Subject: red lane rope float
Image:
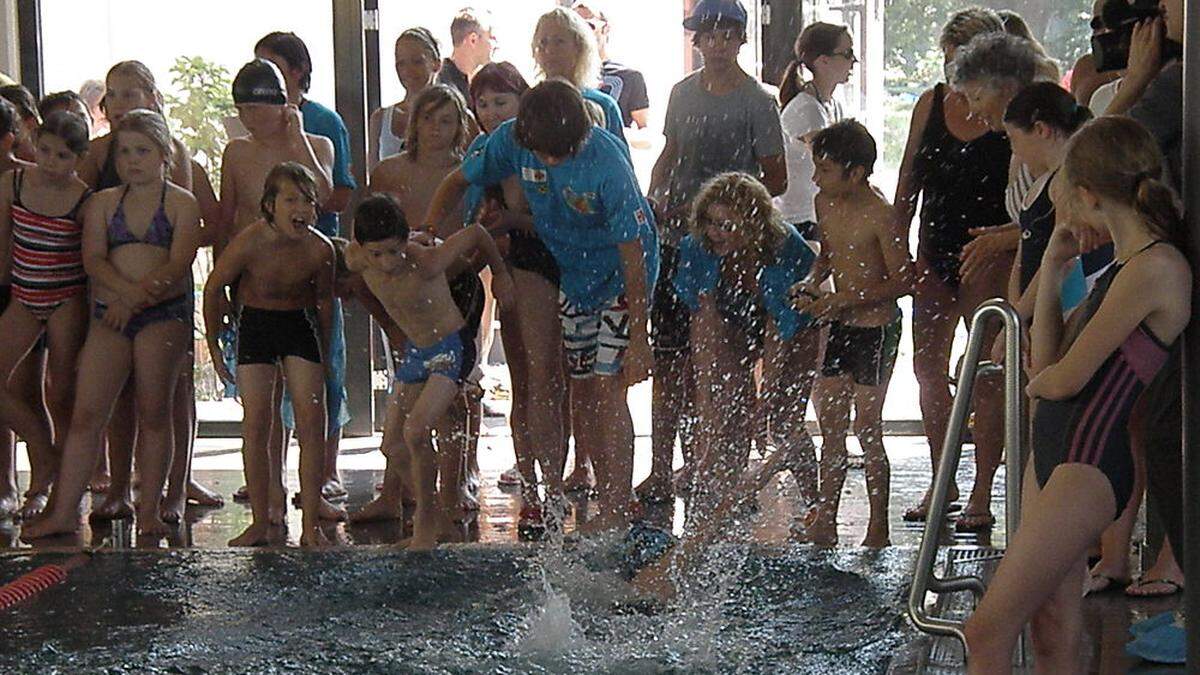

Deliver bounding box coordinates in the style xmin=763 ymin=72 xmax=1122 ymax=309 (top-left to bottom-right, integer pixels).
xmin=0 ymin=552 xmax=92 ymax=611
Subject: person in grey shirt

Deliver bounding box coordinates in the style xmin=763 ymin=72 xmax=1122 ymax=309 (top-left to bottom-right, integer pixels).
xmin=642 ymin=0 xmax=786 ymax=505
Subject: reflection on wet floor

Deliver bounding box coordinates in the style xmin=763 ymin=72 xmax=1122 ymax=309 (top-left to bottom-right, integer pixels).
xmin=0 ymin=436 xmax=1183 ymax=673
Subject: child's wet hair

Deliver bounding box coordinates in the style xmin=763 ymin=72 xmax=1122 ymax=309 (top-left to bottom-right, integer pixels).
xmin=1003 ymin=82 xmax=1092 ymax=135
xmin=811 ymin=119 xmax=876 ymax=179
xmin=515 ymin=79 xmax=590 ymax=159
xmin=255 ymin=31 xmax=313 ymax=93
xmin=37 ymin=90 xmax=91 ymax=126
xmin=354 ymin=193 xmax=410 ymax=244
xmin=0 ymin=84 xmax=39 ymax=124
xmin=103 ymin=60 xmax=165 ymax=114
xmin=405 ymin=84 xmax=469 ymax=161
xmin=0 ymin=98 xmax=16 ymax=138
xmin=260 ymin=161 xmax=318 ymax=224
xmin=691 ymin=172 xmax=788 ymax=261
xmin=115 ymin=109 xmax=174 ymax=165
xmin=1063 ymin=117 xmax=1184 ymax=246
xmin=38 ymin=110 xmax=90 ymax=156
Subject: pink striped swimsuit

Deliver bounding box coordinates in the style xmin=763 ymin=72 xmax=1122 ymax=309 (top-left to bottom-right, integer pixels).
xmin=8 ymin=169 xmax=90 ymax=320
xmin=1031 ymin=241 xmax=1172 ymax=516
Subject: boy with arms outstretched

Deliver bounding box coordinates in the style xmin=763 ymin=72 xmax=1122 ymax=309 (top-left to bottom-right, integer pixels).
xmin=346 ymin=193 xmax=513 ymax=550
xmin=791 ymin=120 xmax=913 ymax=547
xmin=204 ymin=162 xmax=340 ymax=547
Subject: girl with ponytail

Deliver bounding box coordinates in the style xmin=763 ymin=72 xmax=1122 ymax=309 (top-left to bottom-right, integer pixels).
xmin=775 ymin=22 xmax=853 ymax=238
xmin=964 ymin=116 xmax=1190 ymax=672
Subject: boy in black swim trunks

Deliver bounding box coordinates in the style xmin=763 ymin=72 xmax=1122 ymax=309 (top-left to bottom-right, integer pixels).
xmin=345 ymin=194 xmax=513 ymax=550
xmin=791 ymin=120 xmax=913 ymax=547
xmin=203 ymin=162 xmax=342 ymax=548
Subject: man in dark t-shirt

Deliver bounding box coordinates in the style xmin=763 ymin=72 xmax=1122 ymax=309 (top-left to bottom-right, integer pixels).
xmin=573 ymin=1 xmax=649 ymax=128
xmin=438 ymin=7 xmax=496 ymax=98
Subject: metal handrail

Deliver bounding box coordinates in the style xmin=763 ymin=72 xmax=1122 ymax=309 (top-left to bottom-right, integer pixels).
xmin=907 ymin=298 xmax=1025 ymax=653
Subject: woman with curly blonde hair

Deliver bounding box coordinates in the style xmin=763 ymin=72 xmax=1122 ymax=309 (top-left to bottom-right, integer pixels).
xmin=674 ymin=172 xmax=819 ymax=529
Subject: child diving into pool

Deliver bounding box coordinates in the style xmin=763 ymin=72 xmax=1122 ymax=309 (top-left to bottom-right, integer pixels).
xmin=345 ymin=193 xmax=513 ymax=550
xmin=204 ymin=162 xmax=341 ymax=547
xmin=791 ymin=120 xmax=913 ymax=548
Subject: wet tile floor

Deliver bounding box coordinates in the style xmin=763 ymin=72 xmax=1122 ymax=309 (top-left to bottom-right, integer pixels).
xmin=0 ymin=426 xmax=1183 ymax=673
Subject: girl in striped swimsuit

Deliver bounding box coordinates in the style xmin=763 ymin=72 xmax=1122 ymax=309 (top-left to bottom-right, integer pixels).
xmin=0 ymin=110 xmax=92 ymax=520
xmin=963 ymin=118 xmax=1191 ymax=672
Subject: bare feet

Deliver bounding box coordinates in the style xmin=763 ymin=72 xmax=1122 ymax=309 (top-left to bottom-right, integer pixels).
xmin=17 ymin=491 xmax=49 ymax=520
xmin=228 ymin=520 xmax=271 ymax=547
xmin=903 ymin=486 xmax=960 ymax=522
xmin=578 ymin=506 xmax=628 ymax=536
xmin=317 ymin=498 xmax=348 ymax=522
xmin=0 ymin=490 xmax=19 ymax=519
xmin=268 ymin=488 xmax=287 ymax=525
xmin=159 ymin=493 xmax=186 ymax=525
xmin=137 ymin=510 xmax=173 ymax=537
xmin=861 ymin=530 xmax=891 ymax=548
xmin=187 ymin=480 xmax=225 ymax=507
xmin=232 ymin=484 xmax=250 ymax=503
xmin=89 ymin=493 xmax=135 ymax=521
xmin=348 ymin=496 xmax=402 ymax=523
xmin=20 ymin=511 xmax=82 ymax=540
xmin=408 ymin=507 xmax=458 ymax=551
xmin=300 ymin=523 xmax=332 ymax=547
xmin=458 ymin=475 xmax=481 ymax=513
xmin=805 ymin=515 xmax=838 ymax=547
xmin=634 ymin=476 xmax=673 ymax=504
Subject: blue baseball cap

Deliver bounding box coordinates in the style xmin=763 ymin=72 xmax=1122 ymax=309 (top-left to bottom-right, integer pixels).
xmin=683 ymin=0 xmax=748 ymax=31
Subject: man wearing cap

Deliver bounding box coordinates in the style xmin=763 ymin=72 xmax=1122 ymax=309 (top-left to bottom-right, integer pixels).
xmin=642 ymin=0 xmax=786 ymax=504
xmin=573 ymin=1 xmax=649 ymax=130
xmin=438 ymin=8 xmax=497 ymax=99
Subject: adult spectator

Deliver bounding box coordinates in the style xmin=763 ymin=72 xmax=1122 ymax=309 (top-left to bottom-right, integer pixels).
xmin=573 ymin=1 xmax=650 ymax=129
xmin=254 ymin=31 xmax=357 ymax=501
xmin=644 ymin=0 xmax=786 ymax=504
xmin=1070 ymin=0 xmax=1122 ymax=105
xmin=438 ymin=8 xmax=496 ymax=99
xmin=79 ymin=79 xmax=109 ymax=137
xmin=893 ymin=8 xmax=1010 ymax=530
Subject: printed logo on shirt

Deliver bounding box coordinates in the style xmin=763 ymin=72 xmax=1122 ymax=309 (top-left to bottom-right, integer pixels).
xmin=521 ymin=167 xmax=547 ymax=183
xmin=634 ymin=208 xmax=647 ymax=226
xmin=563 ymin=187 xmax=597 ymax=215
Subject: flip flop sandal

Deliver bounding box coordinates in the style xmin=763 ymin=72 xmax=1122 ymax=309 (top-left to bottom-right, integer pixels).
xmin=954 ymin=511 xmax=996 ymax=532
xmin=1125 ymin=577 xmax=1184 ymax=598
xmin=1085 ymin=573 xmax=1132 ymax=596
xmin=902 ymin=502 xmax=962 ymax=522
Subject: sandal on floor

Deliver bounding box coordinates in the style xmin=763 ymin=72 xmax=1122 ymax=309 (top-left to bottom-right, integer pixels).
xmin=903 ymin=501 xmax=962 ymax=522
xmin=954 ymin=511 xmax=995 ymax=532
xmin=1085 ymin=573 xmax=1131 ymax=595
xmin=1125 ymin=577 xmax=1184 ymax=599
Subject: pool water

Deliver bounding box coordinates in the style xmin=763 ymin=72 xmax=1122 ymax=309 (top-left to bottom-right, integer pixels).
xmin=0 ymin=543 xmax=916 ymax=673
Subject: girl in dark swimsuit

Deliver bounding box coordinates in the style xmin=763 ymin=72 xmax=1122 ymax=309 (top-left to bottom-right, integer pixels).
xmin=22 ymin=110 xmax=202 ymax=541
xmin=893 ymin=8 xmax=1010 ymax=528
xmin=963 ymin=117 xmax=1190 ymax=674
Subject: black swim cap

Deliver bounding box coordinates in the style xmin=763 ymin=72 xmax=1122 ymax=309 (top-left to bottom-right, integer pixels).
xmin=232 ymin=59 xmax=287 ymax=105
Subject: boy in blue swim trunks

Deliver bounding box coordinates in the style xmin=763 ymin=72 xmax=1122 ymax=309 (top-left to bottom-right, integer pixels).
xmin=791 ymin=120 xmax=913 ymax=547
xmin=346 ymin=193 xmax=513 ymax=550
xmin=422 ymin=79 xmax=658 ymax=534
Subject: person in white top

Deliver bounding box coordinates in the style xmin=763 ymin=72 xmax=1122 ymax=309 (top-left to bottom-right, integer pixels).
xmin=775 ymin=22 xmax=854 ymax=237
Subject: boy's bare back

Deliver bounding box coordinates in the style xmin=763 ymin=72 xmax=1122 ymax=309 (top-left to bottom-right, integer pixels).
xmin=817 ymin=186 xmax=907 ymax=327
xmin=225 ymin=219 xmax=334 ymax=310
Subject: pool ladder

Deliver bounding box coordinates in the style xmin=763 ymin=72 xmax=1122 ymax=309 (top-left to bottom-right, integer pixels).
xmin=907 ymin=299 xmax=1027 ymax=661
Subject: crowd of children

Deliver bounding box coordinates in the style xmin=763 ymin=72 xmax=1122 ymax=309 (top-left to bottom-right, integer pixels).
xmin=0 ymin=4 xmax=1191 ymax=656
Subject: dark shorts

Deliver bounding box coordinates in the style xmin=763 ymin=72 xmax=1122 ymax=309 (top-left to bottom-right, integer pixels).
xmin=508 ymin=231 xmax=560 ymax=287
xmin=821 ymin=313 xmax=902 ymax=387
xmin=94 ymin=294 xmax=192 ymax=340
xmin=237 ymin=306 xmax=322 ymax=366
xmin=650 ymin=242 xmax=690 ymax=354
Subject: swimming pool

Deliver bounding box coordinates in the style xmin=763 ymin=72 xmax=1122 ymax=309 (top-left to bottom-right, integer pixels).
xmin=0 ymin=544 xmax=916 ymax=673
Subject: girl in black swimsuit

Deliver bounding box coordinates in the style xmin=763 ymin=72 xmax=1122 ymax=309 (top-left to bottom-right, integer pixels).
xmin=964 ymin=116 xmax=1191 ymax=675
xmin=893 ymin=8 xmax=1010 ymax=529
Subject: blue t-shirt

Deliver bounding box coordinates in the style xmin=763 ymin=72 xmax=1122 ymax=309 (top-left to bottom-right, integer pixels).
xmin=673 ymin=223 xmax=816 ymax=341
xmin=462 ymin=119 xmax=658 ymax=311
xmin=582 ymin=87 xmax=627 ymax=149
xmin=301 ymin=99 xmax=357 ymax=237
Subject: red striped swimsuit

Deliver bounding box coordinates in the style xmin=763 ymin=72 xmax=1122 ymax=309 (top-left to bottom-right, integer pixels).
xmin=9 ymin=169 xmax=90 ymax=320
